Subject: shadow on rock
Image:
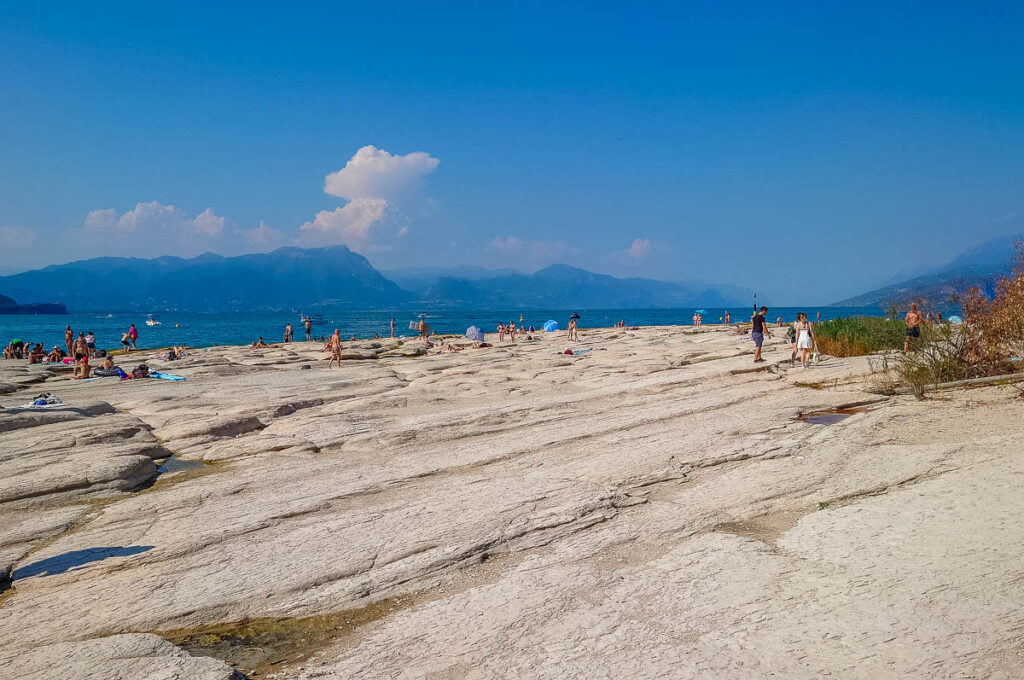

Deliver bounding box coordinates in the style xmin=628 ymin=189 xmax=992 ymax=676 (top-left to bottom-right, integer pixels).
xmin=14 ymin=545 xmax=153 ymax=580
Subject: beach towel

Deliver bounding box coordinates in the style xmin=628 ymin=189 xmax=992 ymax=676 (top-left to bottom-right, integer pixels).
xmin=150 ymin=372 xmax=186 ymax=381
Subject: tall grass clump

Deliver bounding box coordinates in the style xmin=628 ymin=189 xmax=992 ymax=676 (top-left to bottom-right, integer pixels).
xmin=814 ymin=316 xmax=906 ymax=357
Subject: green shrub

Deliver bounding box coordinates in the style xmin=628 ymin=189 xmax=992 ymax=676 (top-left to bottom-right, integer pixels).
xmin=813 ymin=316 xmax=906 ymax=357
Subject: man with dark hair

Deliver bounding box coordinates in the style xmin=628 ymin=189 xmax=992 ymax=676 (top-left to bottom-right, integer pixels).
xmin=751 ymin=306 xmax=770 ymax=363
xmin=904 ymin=302 xmax=922 ymax=352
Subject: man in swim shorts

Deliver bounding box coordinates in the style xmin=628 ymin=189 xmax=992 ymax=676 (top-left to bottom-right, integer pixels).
xmin=751 ymin=306 xmax=770 ymax=362
xmin=327 ymin=329 xmax=342 ymax=368
xmin=904 ymin=302 xmax=923 ymax=351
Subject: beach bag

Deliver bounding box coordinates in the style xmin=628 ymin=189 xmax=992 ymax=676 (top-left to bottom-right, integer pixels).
xmin=97 ymin=349 xmax=107 ymax=358
xmin=115 ymin=366 xmax=129 ymax=380
xmin=132 ymin=364 xmax=150 ymax=379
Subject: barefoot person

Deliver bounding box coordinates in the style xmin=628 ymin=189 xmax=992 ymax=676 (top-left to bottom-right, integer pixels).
xmin=64 ymin=325 xmax=73 ymax=357
xmin=325 ymin=329 xmax=342 ymax=368
xmin=284 ymin=322 xmax=294 ymax=343
xmin=390 ymin=318 xmax=396 ymax=338
xmin=418 ymin=316 xmax=428 ymax=343
xmin=304 ymin=319 xmax=312 ymax=341
xmin=724 ymin=311 xmax=731 ymax=327
xmin=795 ymin=313 xmax=815 ymax=368
xmin=128 ymin=324 xmax=138 ymax=350
xmin=85 ymin=331 xmax=96 ymax=358
xmin=751 ymin=306 xmax=770 ymax=362
xmin=904 ymin=302 xmax=923 ymax=351
xmin=73 ymin=354 xmax=92 ymax=379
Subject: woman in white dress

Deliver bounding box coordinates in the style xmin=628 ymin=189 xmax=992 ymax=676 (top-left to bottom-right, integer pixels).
xmin=795 ymin=314 xmax=815 ymax=368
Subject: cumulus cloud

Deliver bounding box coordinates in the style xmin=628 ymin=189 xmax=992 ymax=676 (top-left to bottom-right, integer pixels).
xmin=84 ymin=201 xmax=226 ymax=236
xmin=324 ymin=145 xmax=440 ymax=201
xmin=242 ymin=221 xmax=289 ymax=251
xmin=192 ymin=208 xmax=226 ymax=236
xmin=297 ymin=197 xmax=389 ymax=249
xmin=626 ymin=238 xmax=652 ymax=260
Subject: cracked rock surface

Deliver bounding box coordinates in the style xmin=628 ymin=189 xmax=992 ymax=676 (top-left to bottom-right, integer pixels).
xmin=1 ymin=328 xmax=1022 ymax=679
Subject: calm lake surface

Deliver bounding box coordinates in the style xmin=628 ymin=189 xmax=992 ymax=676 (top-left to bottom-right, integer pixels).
xmin=1 ymin=306 xmax=885 ymax=351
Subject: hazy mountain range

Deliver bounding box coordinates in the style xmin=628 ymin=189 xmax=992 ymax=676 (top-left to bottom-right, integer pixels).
xmin=0 ymin=246 xmax=756 ymax=312
xmin=833 ymin=234 xmax=1021 ymax=307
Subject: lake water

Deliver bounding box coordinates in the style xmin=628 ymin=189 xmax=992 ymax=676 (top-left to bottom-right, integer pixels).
xmin=1 ymin=306 xmax=885 ymax=352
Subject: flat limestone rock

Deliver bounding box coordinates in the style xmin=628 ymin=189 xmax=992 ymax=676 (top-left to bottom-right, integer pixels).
xmin=0 ymin=633 xmax=237 ymax=680
xmin=0 ymin=410 xmax=167 ymax=507
xmin=1 ymin=328 xmax=1023 ymax=678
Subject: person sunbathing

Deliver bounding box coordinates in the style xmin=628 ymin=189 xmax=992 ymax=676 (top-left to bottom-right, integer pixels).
xmin=46 ymin=346 xmax=63 ymax=363
xmin=72 ymin=355 xmax=92 ymax=379
xmin=253 ymin=337 xmax=268 ymax=348
xmin=27 ymin=343 xmax=46 ymax=364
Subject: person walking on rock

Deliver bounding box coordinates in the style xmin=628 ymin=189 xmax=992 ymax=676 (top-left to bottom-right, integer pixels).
xmin=751 ymin=306 xmax=770 ymax=363
xmin=795 ymin=313 xmax=815 ymax=369
xmin=65 ymin=325 xmax=73 ymax=357
xmin=326 ymin=329 xmax=342 ymax=368
xmin=304 ymin=319 xmax=312 ymax=341
xmin=128 ymin=324 xmax=138 ymax=350
xmin=284 ymin=322 xmax=294 ymax=343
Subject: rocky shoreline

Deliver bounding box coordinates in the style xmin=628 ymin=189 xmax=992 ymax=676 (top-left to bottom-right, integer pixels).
xmin=2 ymin=327 xmax=1023 ymax=678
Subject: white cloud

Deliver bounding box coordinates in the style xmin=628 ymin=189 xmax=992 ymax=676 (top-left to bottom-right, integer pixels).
xmin=84 ymin=208 xmax=118 ymax=230
xmin=297 ymin=197 xmax=388 ymax=249
xmin=324 ymin=145 xmax=440 ymax=201
xmin=626 ymin=238 xmax=652 ymax=260
xmin=242 ymin=221 xmax=288 ymax=251
xmin=192 ymin=208 xmax=226 ymax=236
xmin=84 ymin=201 xmax=226 ymax=236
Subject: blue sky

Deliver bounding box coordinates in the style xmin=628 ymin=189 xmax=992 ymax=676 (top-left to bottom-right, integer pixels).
xmin=1 ymin=1 xmax=1023 ymax=303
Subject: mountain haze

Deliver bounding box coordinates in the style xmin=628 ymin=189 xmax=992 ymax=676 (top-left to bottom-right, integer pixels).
xmin=1 ymin=248 xmax=756 ymax=312
xmin=834 ymin=234 xmax=1021 ymax=307
xmin=0 ymin=246 xmax=410 ymax=312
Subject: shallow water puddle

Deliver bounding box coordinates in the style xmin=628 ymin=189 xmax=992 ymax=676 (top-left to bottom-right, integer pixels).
xmin=799 ymin=406 xmax=872 ymax=425
xmin=157 ymin=454 xmax=205 ymax=474
xmin=161 ymin=596 xmax=414 ymax=676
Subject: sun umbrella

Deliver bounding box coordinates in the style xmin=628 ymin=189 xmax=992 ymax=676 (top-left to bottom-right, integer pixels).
xmin=466 ymin=326 xmax=485 ymax=342
xmin=543 ymin=320 xmax=559 ymax=332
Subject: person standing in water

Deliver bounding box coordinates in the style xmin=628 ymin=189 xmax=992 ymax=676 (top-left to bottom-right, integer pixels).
xmin=304 ymin=319 xmax=312 ymax=341
xmin=904 ymin=302 xmax=923 ymax=351
xmin=751 ymin=306 xmax=770 ymax=362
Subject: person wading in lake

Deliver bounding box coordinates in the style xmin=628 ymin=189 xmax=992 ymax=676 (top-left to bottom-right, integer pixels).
xmin=904 ymin=302 xmax=923 ymax=352
xmin=326 ymin=329 xmax=342 ymax=368
xmin=304 ymin=319 xmax=312 ymax=341
xmin=751 ymin=306 xmax=770 ymax=362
